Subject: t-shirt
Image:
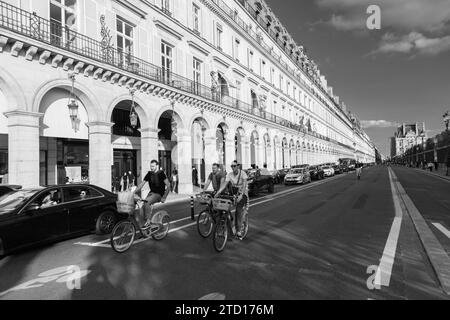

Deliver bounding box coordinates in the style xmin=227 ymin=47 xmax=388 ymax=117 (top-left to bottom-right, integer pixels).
xmin=208 ymin=171 xmax=226 ymax=191
xmin=225 ymin=170 xmax=248 ymax=196
xmin=144 ymin=170 xmax=167 ymax=197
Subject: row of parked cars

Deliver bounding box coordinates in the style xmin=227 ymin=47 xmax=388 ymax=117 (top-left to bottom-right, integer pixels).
xmin=0 ymin=184 xmax=123 ymax=257
xmin=242 ymin=162 xmax=354 ymax=196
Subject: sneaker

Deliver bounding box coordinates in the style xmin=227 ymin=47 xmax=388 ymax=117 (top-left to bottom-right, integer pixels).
xmin=143 ymin=219 xmax=152 ymax=229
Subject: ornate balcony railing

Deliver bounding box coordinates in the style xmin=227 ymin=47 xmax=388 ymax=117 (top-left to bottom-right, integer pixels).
xmin=0 ymin=0 xmax=353 ymax=150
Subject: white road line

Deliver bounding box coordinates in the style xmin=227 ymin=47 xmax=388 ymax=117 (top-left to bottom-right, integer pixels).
xmin=375 ymin=168 xmax=403 ymax=287
xmin=432 ymin=223 xmax=450 ymax=239
xmin=75 ymin=174 xmax=347 ymax=249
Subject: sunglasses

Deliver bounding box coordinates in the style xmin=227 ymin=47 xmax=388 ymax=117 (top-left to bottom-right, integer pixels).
xmin=231 ymin=165 xmax=238 ymax=168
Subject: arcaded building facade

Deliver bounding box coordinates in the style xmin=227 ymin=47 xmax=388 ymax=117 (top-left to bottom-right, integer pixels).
xmin=0 ymin=0 xmax=375 ymax=193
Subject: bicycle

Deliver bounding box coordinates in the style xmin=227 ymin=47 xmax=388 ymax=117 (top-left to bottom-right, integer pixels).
xmin=110 ymin=198 xmax=171 ymax=253
xmin=212 ymin=195 xmax=249 ymax=252
xmin=196 ymin=191 xmax=219 ymax=238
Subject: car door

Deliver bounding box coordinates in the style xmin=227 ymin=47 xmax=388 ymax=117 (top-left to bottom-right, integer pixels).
xmin=64 ymin=186 xmax=104 ymax=234
xmin=30 ymin=188 xmax=69 ymax=241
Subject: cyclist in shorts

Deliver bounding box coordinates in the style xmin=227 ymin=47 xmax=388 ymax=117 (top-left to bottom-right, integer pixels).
xmin=215 ymin=160 xmax=249 ymax=240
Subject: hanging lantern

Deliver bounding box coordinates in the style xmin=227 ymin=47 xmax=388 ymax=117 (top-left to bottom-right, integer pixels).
xmin=67 ymin=73 xmax=80 ymax=131
xmin=129 ymin=110 xmax=138 ymax=128
xmin=129 ymin=88 xmax=138 ymax=128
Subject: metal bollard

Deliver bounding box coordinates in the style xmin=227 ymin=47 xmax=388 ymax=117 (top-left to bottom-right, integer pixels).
xmin=190 ymin=196 xmax=195 ymax=221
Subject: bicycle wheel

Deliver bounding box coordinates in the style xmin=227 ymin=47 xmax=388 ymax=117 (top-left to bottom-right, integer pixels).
xmin=241 ymin=212 xmax=249 ymax=239
xmin=213 ymin=217 xmax=228 ymax=252
xmin=197 ymin=210 xmax=214 ymax=238
xmin=152 ymin=211 xmax=171 ymax=241
xmin=110 ymin=220 xmax=136 ymax=253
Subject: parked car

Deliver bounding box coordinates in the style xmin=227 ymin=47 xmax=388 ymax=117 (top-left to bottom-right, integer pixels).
xmin=246 ymin=169 xmax=275 ymax=197
xmin=291 ymin=164 xmax=310 ymax=169
xmin=322 ymin=166 xmax=335 ymax=177
xmin=332 ymin=165 xmax=343 ymax=174
xmin=276 ymin=169 xmax=290 ymax=183
xmin=0 ymin=184 xmax=122 ymax=257
xmin=284 ymin=168 xmax=311 ymax=185
xmin=270 ymin=170 xmax=282 ymax=184
xmin=309 ymin=166 xmax=325 ymax=180
xmin=0 ymin=185 xmax=22 ymax=197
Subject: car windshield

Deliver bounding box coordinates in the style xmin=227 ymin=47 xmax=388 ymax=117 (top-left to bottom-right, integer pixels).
xmin=290 ymin=169 xmax=304 ymax=174
xmin=0 ymin=189 xmax=40 ymax=215
xmin=323 ymin=166 xmax=330 ymax=169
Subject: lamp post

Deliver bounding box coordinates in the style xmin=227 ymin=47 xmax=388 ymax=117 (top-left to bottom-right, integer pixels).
xmin=67 ymin=73 xmax=80 ymax=132
xmin=443 ymin=110 xmax=450 ymax=175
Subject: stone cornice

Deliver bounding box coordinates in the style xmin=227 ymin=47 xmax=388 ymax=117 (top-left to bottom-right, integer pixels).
xmin=113 ymin=0 xmax=148 ymax=19
xmin=212 ymin=55 xmax=231 ymax=69
xmin=153 ymin=19 xmax=184 ymax=40
xmin=187 ymin=41 xmax=210 ymax=56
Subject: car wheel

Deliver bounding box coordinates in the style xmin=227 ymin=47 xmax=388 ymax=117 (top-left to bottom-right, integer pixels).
xmin=96 ymin=211 xmax=117 ymax=235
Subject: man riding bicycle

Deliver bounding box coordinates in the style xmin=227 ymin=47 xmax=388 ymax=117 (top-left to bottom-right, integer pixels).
xmin=134 ymin=160 xmax=171 ymax=228
xmin=215 ymin=160 xmax=249 ymax=240
xmin=203 ymin=163 xmax=226 ymax=194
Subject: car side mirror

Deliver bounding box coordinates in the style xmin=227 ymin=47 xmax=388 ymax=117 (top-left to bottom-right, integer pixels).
xmin=24 ymin=203 xmax=40 ymax=215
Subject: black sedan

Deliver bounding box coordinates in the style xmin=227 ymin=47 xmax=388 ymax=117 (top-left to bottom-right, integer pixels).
xmin=0 ymin=184 xmax=121 ymax=256
xmin=309 ymin=166 xmax=325 ymax=180
xmin=0 ymin=185 xmax=22 ymax=197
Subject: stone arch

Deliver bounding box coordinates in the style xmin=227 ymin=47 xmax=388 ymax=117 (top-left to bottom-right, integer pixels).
xmin=106 ymin=94 xmax=149 ymax=128
xmin=0 ymin=67 xmax=28 ymax=111
xmin=32 ymin=78 xmax=100 ymax=122
xmin=153 ymin=102 xmax=186 ymax=132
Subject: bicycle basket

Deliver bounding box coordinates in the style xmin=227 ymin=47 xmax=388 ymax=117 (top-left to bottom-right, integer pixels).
xmin=212 ymin=198 xmax=233 ymax=212
xmin=196 ymin=194 xmax=212 ymax=205
xmin=116 ymin=201 xmax=135 ymax=214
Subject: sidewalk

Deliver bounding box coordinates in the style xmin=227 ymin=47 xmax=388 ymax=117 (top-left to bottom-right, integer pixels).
xmin=412 ymin=166 xmax=450 ymax=182
xmin=165 ymin=186 xmax=203 ymax=204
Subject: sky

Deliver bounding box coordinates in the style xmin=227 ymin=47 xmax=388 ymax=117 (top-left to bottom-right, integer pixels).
xmin=264 ymin=0 xmax=450 ymax=157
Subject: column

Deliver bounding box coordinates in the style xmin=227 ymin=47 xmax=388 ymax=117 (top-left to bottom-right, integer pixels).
xmin=87 ymin=122 xmax=113 ymax=191
xmin=140 ymin=128 xmax=159 ymax=177
xmin=177 ymin=129 xmax=193 ymax=194
xmin=47 ymin=137 xmax=58 ymax=185
xmin=256 ymin=141 xmax=264 ymax=167
xmin=5 ymin=111 xmax=42 ymax=188
xmin=242 ymin=138 xmax=251 ymax=170
xmin=225 ymin=137 xmax=236 ymax=167
xmin=204 ymin=129 xmax=217 ymax=181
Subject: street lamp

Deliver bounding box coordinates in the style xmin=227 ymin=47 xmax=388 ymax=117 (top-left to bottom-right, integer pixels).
xmin=129 ymin=88 xmax=138 ymax=128
xmin=67 ymin=73 xmax=80 ymax=132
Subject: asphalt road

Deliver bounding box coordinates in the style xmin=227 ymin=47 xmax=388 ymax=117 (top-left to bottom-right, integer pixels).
xmin=0 ymin=166 xmax=449 ymax=300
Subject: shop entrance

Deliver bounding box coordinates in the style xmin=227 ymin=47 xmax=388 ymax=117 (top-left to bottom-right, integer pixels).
xmin=159 ymin=150 xmax=172 ymax=176
xmin=113 ymin=150 xmax=138 ymax=192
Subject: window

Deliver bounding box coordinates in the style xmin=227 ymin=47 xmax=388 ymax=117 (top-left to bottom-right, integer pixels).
xmin=248 ymin=50 xmax=254 ymax=71
xmin=63 ymin=187 xmax=102 ymax=202
xmin=235 ymin=80 xmax=241 ymax=100
xmin=287 ymin=81 xmax=290 ymax=96
xmin=161 ymin=0 xmax=171 ymax=16
xmin=193 ymin=58 xmax=202 ymax=93
xmin=270 ymin=67 xmax=275 ymax=85
xmin=234 ymin=38 xmax=240 ymax=61
xmin=193 ymin=3 xmax=200 ymax=34
xmin=216 ymin=23 xmax=223 ymax=50
xmin=116 ymin=17 xmax=134 ymax=65
xmin=279 ymin=75 xmax=283 ymax=91
xmin=261 ymin=60 xmax=266 ymax=79
xmin=293 ymin=87 xmax=297 ymax=101
xmin=161 ymin=41 xmax=173 ymax=81
xmin=50 ymin=0 xmax=77 ymax=46
xmin=35 ymin=189 xmax=62 ymax=209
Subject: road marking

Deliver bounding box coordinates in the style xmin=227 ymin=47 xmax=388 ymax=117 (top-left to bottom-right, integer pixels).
xmin=75 ymin=174 xmax=347 ymax=249
xmin=374 ymin=168 xmax=403 ymax=287
xmin=432 ymin=223 xmax=450 ymax=239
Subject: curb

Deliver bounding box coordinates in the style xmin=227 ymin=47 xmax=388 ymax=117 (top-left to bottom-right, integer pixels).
xmin=390 ymin=168 xmax=450 ymax=295
xmin=416 ymin=169 xmax=450 ymax=182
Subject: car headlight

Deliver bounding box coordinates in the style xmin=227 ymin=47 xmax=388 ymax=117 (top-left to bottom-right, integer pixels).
xmin=296 ymin=176 xmax=303 ymax=180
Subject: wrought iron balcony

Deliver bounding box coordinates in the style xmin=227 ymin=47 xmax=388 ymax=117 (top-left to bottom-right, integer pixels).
xmin=0 ymin=0 xmax=351 ymax=149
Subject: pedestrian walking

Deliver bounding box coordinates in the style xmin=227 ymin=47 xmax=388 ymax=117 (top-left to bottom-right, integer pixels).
xmin=192 ymin=167 xmax=199 ymax=187
xmin=171 ymin=168 xmax=179 ymax=194
xmin=427 ymin=162 xmax=434 ymax=172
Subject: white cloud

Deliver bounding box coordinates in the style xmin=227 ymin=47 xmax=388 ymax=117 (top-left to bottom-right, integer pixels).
xmin=316 ymin=0 xmax=450 ymax=33
xmin=361 ymin=120 xmax=399 ymax=128
xmin=373 ymin=32 xmax=450 ymax=55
